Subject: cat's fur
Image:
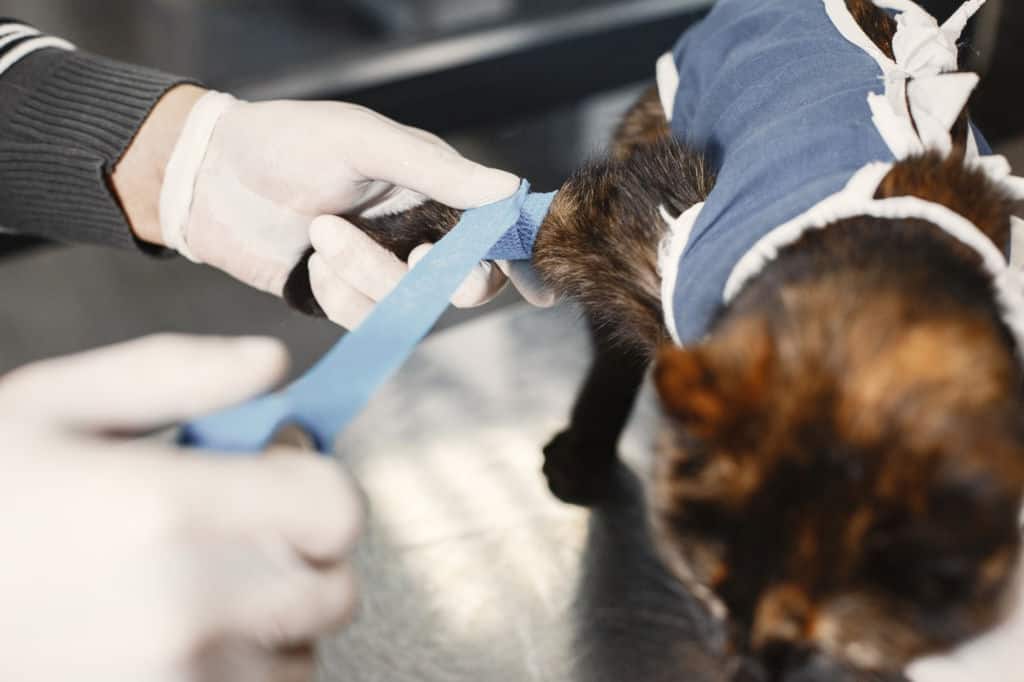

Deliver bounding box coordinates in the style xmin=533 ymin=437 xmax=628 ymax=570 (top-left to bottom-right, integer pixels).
xmin=285 ymin=1 xmax=1024 ymax=678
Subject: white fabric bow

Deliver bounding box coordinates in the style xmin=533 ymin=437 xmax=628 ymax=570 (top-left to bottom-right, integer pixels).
xmin=862 ymin=0 xmax=1024 ymax=204
xmin=864 ymin=0 xmax=985 ymax=157
xmin=877 ymin=0 xmax=985 ymax=77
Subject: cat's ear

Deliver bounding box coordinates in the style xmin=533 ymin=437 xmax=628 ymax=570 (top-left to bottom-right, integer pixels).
xmin=654 ymin=318 xmax=775 ymax=440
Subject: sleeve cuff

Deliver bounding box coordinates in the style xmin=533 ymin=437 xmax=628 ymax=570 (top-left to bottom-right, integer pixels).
xmin=0 ymin=45 xmax=197 ymax=252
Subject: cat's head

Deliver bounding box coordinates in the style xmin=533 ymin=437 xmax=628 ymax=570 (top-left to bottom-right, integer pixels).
xmin=650 ymin=292 xmax=1024 ymax=676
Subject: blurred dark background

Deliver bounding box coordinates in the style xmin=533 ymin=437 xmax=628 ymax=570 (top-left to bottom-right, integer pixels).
xmin=0 ymin=0 xmax=1021 ymax=373
xmin=3 ymin=0 xmax=1018 ymax=135
xmin=1 ymin=0 xmax=710 ymax=135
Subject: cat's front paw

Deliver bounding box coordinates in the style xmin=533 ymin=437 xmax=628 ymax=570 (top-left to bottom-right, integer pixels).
xmin=542 ymin=429 xmax=617 ymax=507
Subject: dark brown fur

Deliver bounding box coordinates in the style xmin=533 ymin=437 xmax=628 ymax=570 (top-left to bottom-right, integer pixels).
xmin=846 ymin=0 xmax=896 ymax=59
xmin=283 ymin=0 xmax=1024 ymax=677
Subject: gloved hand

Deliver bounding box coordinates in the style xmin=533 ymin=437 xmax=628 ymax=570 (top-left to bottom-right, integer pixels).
xmin=160 ymin=91 xmax=554 ymax=329
xmin=0 ymin=335 xmax=363 ymax=682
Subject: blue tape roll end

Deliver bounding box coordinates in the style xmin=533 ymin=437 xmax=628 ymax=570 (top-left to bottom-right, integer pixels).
xmin=178 ymin=393 xmax=326 ymax=454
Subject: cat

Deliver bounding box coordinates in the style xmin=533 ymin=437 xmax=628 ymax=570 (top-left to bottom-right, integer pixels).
xmin=284 ymin=0 xmax=1024 ymax=679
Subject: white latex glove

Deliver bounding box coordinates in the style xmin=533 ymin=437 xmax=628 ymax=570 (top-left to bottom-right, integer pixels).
xmin=907 ymin=563 xmax=1024 ymax=682
xmin=0 ymin=335 xmax=363 ymax=682
xmin=160 ymin=92 xmax=554 ymax=329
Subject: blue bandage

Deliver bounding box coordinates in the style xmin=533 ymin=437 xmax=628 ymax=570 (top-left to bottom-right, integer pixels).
xmin=485 ymin=190 xmax=557 ymax=261
xmin=181 ymin=181 xmax=556 ymax=454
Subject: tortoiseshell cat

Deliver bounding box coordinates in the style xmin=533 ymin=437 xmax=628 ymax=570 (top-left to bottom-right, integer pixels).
xmin=286 ymin=0 xmax=1024 ymax=678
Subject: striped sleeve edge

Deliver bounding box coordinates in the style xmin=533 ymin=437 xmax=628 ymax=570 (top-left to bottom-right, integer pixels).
xmin=0 ymin=20 xmax=74 ymax=78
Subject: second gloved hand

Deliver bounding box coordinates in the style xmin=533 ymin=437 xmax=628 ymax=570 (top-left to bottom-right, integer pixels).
xmin=0 ymin=335 xmax=363 ymax=682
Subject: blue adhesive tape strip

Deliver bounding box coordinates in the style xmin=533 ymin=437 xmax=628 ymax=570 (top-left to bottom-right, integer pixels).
xmin=181 ymin=181 xmax=549 ymax=454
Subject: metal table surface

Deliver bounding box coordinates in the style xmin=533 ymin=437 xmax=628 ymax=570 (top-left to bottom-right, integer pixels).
xmin=324 ymin=303 xmax=726 ymax=681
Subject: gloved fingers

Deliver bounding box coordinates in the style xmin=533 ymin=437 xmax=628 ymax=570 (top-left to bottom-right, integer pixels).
xmin=308 ymin=254 xmax=375 ymax=331
xmin=192 ymin=641 xmax=317 ymax=682
xmin=351 ymin=126 xmax=476 ymax=218
xmin=496 ymin=260 xmax=560 ymax=308
xmin=193 ymin=533 xmax=359 ymax=647
xmin=347 ymin=123 xmax=459 ymax=218
xmin=408 ymin=243 xmax=509 ymax=308
xmin=396 ymin=121 xmax=460 ymax=155
xmin=169 ymin=452 xmax=364 ymax=565
xmin=309 ymin=215 xmax=408 ymax=303
xmin=0 ymin=335 xmax=288 ymax=433
xmin=346 ymin=113 xmax=520 ymax=210
xmin=204 ymin=559 xmax=359 ymax=650
xmin=246 ymin=565 xmax=359 ymax=647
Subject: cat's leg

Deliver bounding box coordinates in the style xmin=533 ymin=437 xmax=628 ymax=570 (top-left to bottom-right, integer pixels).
xmin=543 ymin=317 xmax=649 ymax=506
xmin=538 ymin=90 xmax=666 ymax=506
xmin=536 ymin=94 xmax=711 ymax=506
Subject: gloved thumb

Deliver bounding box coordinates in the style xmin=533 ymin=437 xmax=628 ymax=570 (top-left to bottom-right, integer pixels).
xmin=0 ymin=334 xmax=289 ymax=433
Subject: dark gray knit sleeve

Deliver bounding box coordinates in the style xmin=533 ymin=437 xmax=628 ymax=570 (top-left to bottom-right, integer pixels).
xmin=0 ymin=21 xmax=196 ymax=250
